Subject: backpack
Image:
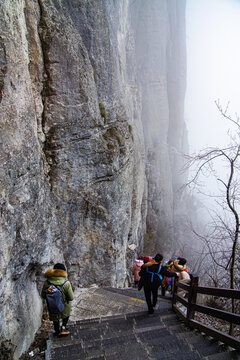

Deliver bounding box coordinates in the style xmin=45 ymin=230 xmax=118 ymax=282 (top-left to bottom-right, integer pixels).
xmin=45 ymin=279 xmax=68 ymax=315
xmin=146 ymin=264 xmax=163 ymax=284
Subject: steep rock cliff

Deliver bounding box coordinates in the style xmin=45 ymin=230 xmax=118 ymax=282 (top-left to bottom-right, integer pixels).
xmin=0 ymin=0 xmax=186 ymax=357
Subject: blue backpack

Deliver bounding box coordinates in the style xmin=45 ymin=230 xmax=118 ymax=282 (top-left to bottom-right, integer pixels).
xmin=45 ymin=279 xmax=68 ymax=315
xmin=146 ymin=265 xmax=163 ymax=283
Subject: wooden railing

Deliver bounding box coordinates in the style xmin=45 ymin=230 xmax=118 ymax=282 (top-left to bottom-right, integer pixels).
xmin=172 ymin=274 xmax=240 ymax=349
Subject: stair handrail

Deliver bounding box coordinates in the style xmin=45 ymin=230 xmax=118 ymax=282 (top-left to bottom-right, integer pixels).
xmin=172 ymin=274 xmax=240 ymax=350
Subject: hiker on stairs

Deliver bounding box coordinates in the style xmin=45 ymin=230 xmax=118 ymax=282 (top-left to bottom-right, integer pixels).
xmin=132 ymin=257 xmax=144 ymax=287
xmin=41 ymin=263 xmax=74 ymax=336
xmin=138 ymin=256 xmax=153 ymax=290
xmin=171 ymin=257 xmax=190 ymax=297
xmin=139 ymin=254 xmax=178 ymax=314
xmin=161 ymin=259 xmax=174 ymax=296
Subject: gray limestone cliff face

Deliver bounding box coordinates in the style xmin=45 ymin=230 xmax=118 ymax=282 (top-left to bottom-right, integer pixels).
xmin=0 ymin=0 xmax=186 ymax=357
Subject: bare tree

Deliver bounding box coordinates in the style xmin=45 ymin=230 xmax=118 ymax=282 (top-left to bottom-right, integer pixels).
xmin=184 ymin=102 xmax=240 ymax=335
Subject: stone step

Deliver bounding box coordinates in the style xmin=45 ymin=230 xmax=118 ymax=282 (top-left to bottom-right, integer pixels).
xmin=161 ymin=317 xmax=184 ymax=327
xmin=51 ymin=317 xmax=136 ymax=348
xmin=46 ymin=287 xmax=240 ymax=360
xmin=194 ymin=341 xmax=223 ymax=357
xmin=47 ymin=314 xmax=203 ymax=359
xmin=158 ymin=312 xmax=179 ymax=319
xmin=183 ymin=333 xmax=229 ymax=358
xmin=137 ymin=332 xmax=201 ymax=360
xmin=206 ymin=350 xmax=240 ymax=359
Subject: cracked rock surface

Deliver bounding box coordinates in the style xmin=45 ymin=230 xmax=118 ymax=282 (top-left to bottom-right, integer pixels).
xmin=0 ymin=1 xmax=186 ymax=358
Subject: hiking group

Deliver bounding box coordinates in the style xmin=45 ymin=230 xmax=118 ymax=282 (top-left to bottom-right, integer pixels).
xmin=132 ymin=254 xmax=190 ymax=314
xmin=41 ymin=255 xmax=190 ymax=337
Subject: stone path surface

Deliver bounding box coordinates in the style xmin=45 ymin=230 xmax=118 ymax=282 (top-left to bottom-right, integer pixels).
xmin=45 ymin=287 xmax=240 ymax=360
xmin=70 ymin=286 xmax=149 ymax=320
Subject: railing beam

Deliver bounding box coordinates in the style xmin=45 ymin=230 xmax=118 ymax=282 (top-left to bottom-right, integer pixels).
xmin=189 ymin=319 xmax=240 ymax=350
xmin=192 ymin=304 xmax=240 ymax=324
xmin=171 ymin=272 xmax=240 ymax=349
xmin=197 ymin=286 xmax=240 ymax=299
xmin=175 ymin=294 xmax=188 ymax=307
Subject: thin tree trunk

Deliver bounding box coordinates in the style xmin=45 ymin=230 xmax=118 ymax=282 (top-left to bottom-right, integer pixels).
xmin=226 ymin=159 xmax=239 ymax=335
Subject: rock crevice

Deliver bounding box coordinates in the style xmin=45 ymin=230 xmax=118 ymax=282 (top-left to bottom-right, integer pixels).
xmin=0 ymin=1 xmax=187 ymax=358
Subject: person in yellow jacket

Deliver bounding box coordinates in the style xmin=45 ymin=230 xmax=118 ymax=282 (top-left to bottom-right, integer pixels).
xmin=41 ymin=263 xmax=74 ymax=336
xmin=171 ymin=257 xmax=190 ymax=297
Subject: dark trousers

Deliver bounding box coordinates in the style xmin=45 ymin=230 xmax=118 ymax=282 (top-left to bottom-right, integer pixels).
xmin=144 ymin=284 xmax=159 ymax=312
xmin=53 ymin=316 xmax=69 ymax=334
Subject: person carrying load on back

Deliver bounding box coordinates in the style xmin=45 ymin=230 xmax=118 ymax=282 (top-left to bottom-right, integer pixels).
xmin=139 ymin=254 xmax=178 ymax=314
xmin=171 ymin=257 xmax=190 ymax=297
xmin=41 ymin=263 xmax=74 ymax=336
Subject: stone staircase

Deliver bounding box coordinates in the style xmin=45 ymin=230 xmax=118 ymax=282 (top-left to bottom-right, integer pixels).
xmin=45 ymin=288 xmax=240 ymax=360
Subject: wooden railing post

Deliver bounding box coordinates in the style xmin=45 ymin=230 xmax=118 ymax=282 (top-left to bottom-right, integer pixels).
xmin=187 ymin=274 xmax=199 ymax=321
xmin=172 ymin=277 xmax=178 ymax=306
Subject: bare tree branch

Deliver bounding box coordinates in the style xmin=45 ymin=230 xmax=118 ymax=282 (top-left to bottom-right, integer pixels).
xmin=184 ymin=102 xmax=240 ymax=321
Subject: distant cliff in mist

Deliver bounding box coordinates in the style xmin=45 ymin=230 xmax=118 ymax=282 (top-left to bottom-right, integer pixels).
xmin=0 ymin=0 xmax=187 ymax=357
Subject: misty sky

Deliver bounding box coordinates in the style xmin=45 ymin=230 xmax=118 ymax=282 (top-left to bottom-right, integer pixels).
xmin=185 ymin=0 xmax=240 ymax=153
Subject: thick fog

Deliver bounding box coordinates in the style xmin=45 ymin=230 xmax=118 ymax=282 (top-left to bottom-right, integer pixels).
xmin=185 ymin=0 xmax=240 ymax=153
xmin=185 ymin=0 xmax=240 ymax=202
xmin=181 ymin=0 xmax=240 ymax=279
